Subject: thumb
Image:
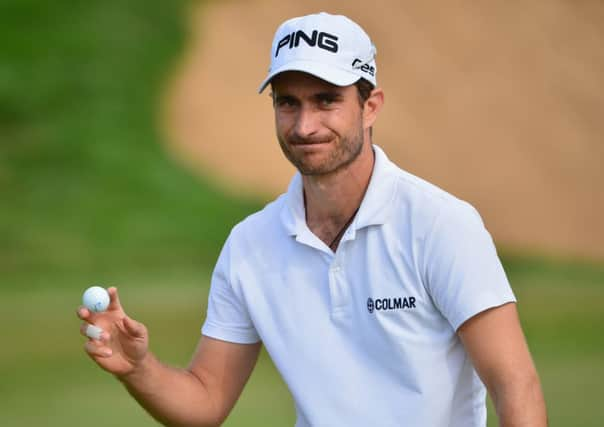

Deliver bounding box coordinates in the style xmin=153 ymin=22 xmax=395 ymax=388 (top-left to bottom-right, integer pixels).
xmin=107 ymin=286 xmax=125 ymax=313
xmin=123 ymin=316 xmax=146 ymax=338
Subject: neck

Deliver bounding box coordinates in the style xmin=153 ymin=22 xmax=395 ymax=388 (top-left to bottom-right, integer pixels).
xmin=303 ymin=142 xmax=375 ymax=248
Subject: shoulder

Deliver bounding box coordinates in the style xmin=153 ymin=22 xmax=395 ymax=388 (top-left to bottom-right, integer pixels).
xmin=388 ymin=168 xmax=499 ymax=276
xmin=385 ymin=162 xmax=483 ymax=238
xmin=215 ymin=192 xmax=294 ymax=281
xmin=397 ymin=167 xmax=476 ymax=214
xmin=371 ymin=145 xmax=477 ymax=222
xmin=228 ymin=192 xmax=288 ymax=249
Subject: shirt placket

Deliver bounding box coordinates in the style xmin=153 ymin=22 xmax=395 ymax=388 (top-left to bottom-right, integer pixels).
xmin=328 ymin=228 xmax=355 ymax=315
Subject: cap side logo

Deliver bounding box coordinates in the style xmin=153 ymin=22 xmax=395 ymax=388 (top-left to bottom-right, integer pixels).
xmin=275 ymin=30 xmax=339 ymax=57
xmin=352 ymin=58 xmax=375 ymax=77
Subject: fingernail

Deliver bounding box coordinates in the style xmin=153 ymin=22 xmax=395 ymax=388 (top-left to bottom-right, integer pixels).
xmin=103 ymin=349 xmax=112 ymax=357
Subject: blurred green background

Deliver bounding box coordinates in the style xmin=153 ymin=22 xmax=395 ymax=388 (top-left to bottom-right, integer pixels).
xmin=0 ymin=1 xmax=602 ymax=426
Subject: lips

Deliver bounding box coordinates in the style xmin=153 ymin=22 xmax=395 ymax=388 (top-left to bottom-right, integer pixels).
xmin=291 ymin=141 xmax=328 ymax=146
xmin=288 ymin=136 xmax=333 ymax=146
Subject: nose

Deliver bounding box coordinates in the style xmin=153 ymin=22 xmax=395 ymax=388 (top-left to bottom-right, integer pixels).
xmin=293 ymin=106 xmax=320 ymax=138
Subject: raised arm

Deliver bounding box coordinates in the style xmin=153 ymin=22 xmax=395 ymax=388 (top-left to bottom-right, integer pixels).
xmin=119 ymin=335 xmax=260 ymax=427
xmin=78 ymin=287 xmax=261 ymax=427
xmin=457 ymin=302 xmax=547 ymax=426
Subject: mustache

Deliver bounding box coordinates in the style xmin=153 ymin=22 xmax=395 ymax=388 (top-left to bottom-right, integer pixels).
xmin=287 ymin=133 xmax=334 ymax=145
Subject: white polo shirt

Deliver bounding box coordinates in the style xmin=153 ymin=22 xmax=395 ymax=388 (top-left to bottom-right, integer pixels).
xmin=202 ymin=145 xmax=516 ymax=427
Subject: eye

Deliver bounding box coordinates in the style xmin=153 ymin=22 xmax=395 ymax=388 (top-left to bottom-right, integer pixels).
xmin=316 ymin=93 xmax=339 ymax=108
xmin=274 ymin=96 xmax=298 ymax=109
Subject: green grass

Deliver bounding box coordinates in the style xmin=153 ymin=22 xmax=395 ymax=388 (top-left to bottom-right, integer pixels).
xmin=1 ymin=1 xmax=602 ymax=426
xmin=0 ymin=0 xmax=264 ymax=292
xmin=502 ymin=255 xmax=603 ymax=426
xmin=0 ymin=260 xmax=602 ymax=426
xmin=485 ymin=255 xmax=604 ymax=426
xmin=0 ymin=284 xmax=295 ymax=427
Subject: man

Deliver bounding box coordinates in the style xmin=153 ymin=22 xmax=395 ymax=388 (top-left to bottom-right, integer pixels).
xmin=77 ymin=12 xmax=547 ymax=426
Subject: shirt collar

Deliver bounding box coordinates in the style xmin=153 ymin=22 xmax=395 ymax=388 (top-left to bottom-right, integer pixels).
xmin=281 ymin=172 xmax=306 ymax=236
xmin=280 ymin=144 xmax=398 ymax=237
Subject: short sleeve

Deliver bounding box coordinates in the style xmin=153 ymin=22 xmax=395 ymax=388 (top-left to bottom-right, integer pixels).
xmin=422 ymin=202 xmax=516 ymax=331
xmin=202 ymin=233 xmax=261 ymax=344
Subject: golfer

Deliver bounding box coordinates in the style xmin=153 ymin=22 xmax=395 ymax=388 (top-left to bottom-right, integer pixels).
xmin=77 ymin=12 xmax=547 ymax=426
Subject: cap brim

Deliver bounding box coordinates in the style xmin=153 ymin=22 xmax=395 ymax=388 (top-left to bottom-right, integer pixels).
xmin=258 ymin=60 xmax=361 ymax=93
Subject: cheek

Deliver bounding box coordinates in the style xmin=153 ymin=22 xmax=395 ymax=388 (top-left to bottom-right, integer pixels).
xmin=274 ymin=117 xmax=286 ymax=139
xmin=275 ymin=111 xmax=291 ymax=130
xmin=274 ymin=113 xmax=293 ymax=135
xmin=326 ymin=108 xmax=359 ymax=134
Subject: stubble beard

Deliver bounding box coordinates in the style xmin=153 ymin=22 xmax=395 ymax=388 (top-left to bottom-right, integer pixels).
xmin=277 ymin=121 xmax=365 ymax=176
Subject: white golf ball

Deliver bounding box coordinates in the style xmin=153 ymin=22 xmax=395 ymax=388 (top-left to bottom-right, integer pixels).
xmin=82 ymin=286 xmax=110 ymax=313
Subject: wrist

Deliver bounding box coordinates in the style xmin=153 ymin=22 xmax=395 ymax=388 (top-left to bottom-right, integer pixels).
xmin=116 ymin=351 xmax=155 ymax=384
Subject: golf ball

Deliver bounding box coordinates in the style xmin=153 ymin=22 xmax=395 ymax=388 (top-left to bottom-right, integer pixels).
xmin=82 ymin=286 xmax=110 ymax=312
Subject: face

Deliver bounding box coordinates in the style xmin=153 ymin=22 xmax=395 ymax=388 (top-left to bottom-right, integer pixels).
xmin=271 ymin=72 xmax=366 ymax=176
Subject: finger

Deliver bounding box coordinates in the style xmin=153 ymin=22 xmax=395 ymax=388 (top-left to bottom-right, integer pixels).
xmin=123 ymin=316 xmax=146 ymax=338
xmin=84 ymin=340 xmax=113 ymax=358
xmin=77 ymin=306 xmax=104 ymax=325
xmin=77 ymin=306 xmax=100 ymax=324
xmin=107 ymin=287 xmax=124 ymax=313
xmin=80 ymin=322 xmax=91 ymax=337
xmin=77 ymin=306 xmax=91 ymax=320
xmin=80 ymin=322 xmax=111 ymax=342
xmin=86 ymin=324 xmax=103 ymax=340
xmin=80 ymin=323 xmax=110 ymax=341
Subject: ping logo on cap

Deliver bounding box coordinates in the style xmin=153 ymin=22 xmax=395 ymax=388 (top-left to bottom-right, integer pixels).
xmin=258 ymin=13 xmax=377 ymax=93
xmin=275 ymin=30 xmax=339 ymax=57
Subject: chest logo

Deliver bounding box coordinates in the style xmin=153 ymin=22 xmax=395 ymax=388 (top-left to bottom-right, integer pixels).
xmin=367 ymin=296 xmax=416 ymax=313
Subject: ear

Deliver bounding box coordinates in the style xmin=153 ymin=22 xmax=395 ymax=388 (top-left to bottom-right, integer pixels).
xmin=363 ymin=88 xmax=384 ymax=130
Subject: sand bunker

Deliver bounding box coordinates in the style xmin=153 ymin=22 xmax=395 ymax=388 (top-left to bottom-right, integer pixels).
xmin=164 ymin=0 xmax=604 ymax=259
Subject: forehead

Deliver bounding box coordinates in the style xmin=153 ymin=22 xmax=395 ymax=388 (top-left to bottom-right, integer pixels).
xmin=271 ymin=71 xmax=352 ymax=95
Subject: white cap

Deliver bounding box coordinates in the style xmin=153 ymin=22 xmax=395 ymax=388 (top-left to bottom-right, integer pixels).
xmin=258 ymin=12 xmax=377 ymax=93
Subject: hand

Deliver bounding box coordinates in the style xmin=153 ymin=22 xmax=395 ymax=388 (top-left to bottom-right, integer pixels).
xmin=77 ymin=287 xmax=149 ymax=377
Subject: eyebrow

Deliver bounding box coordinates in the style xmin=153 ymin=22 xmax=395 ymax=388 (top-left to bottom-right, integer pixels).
xmin=312 ymin=91 xmax=343 ymax=102
xmin=272 ymin=89 xmax=344 ymax=105
xmin=273 ymin=94 xmax=298 ymax=104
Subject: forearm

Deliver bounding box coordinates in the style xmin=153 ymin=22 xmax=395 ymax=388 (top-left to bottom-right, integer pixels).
xmin=493 ymin=373 xmax=548 ymax=427
xmin=118 ymin=352 xmax=221 ymax=427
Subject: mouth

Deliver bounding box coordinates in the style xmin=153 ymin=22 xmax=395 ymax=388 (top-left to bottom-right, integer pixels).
xmin=289 ymin=138 xmax=333 ymax=146
xmin=291 ymin=142 xmax=327 ymax=146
